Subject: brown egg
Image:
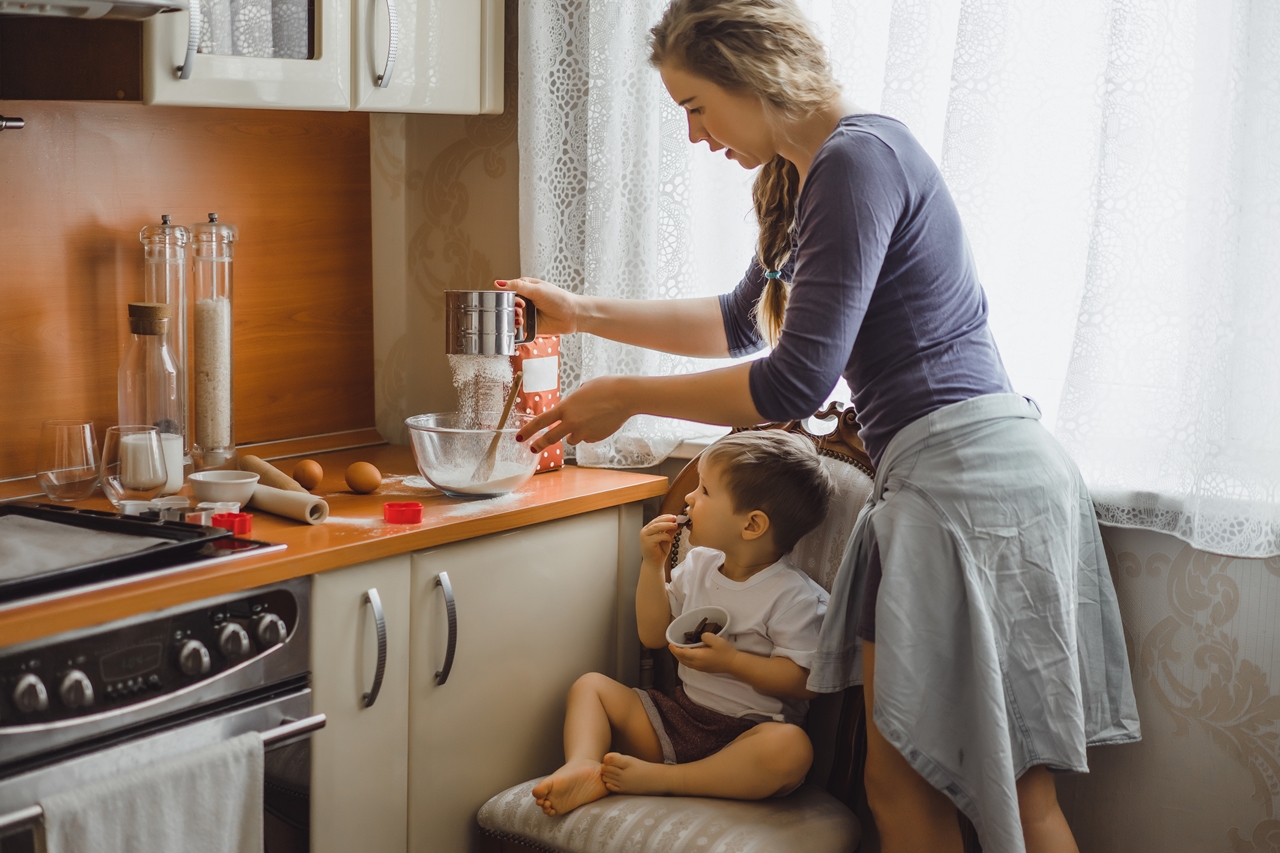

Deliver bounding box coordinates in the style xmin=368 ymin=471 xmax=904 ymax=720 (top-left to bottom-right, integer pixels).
xmin=346 ymin=461 xmax=382 ymax=494
xmin=292 ymin=459 xmax=324 ymax=491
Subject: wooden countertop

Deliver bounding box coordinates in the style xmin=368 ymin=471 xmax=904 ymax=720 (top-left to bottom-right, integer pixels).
xmin=0 ymin=445 xmax=667 ymax=647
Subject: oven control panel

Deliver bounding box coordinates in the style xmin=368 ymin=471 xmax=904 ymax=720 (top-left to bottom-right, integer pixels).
xmin=0 ymin=587 xmax=299 ymax=726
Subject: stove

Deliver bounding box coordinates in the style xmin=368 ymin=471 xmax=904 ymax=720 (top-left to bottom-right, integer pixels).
xmin=0 ymin=576 xmax=309 ymax=771
xmin=0 ymin=534 xmax=314 ymax=848
xmin=0 ymin=502 xmax=285 ymax=606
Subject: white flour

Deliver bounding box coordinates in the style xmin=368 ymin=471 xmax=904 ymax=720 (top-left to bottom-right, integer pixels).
xmin=439 ymin=492 xmax=523 ymax=517
xmin=194 ymin=296 xmax=232 ymax=450
xmin=430 ymin=462 xmax=531 ymax=496
xmin=449 ymin=354 xmax=512 ymax=429
xmin=326 ymin=516 xmax=385 ymax=528
xmin=378 ymin=474 xmax=436 ymax=494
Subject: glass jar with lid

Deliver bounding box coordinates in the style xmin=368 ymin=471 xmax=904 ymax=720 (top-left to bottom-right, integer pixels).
xmin=191 ymin=213 xmax=238 ymax=471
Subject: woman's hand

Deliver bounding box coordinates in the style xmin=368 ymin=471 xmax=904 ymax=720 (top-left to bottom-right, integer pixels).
xmin=496 ymin=277 xmax=579 ymax=337
xmin=517 ymin=376 xmax=634 ymax=451
xmin=669 ymin=632 xmax=739 ymax=674
xmin=639 ymin=514 xmax=681 ymax=565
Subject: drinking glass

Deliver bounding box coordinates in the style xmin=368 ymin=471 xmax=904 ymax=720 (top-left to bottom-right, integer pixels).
xmin=37 ymin=419 xmax=100 ymax=502
xmin=100 ymin=425 xmax=168 ymax=508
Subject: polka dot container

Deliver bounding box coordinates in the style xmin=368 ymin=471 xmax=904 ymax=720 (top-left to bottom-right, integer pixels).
xmin=512 ymin=335 xmax=564 ymax=473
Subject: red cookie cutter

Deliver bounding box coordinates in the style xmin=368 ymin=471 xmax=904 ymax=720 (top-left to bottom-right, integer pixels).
xmin=211 ymin=512 xmax=252 ymax=536
xmin=383 ymin=501 xmax=423 ymax=524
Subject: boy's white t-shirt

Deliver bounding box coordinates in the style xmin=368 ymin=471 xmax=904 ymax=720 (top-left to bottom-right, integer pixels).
xmin=667 ymin=546 xmax=828 ymax=725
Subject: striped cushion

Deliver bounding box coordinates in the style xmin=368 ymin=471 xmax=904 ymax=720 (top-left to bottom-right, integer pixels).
xmin=477 ymin=779 xmax=860 ymax=853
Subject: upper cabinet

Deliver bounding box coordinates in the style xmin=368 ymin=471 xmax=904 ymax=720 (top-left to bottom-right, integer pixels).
xmin=142 ymin=0 xmax=351 ymax=110
xmin=352 ymin=0 xmax=503 ymax=114
xmin=141 ymin=0 xmax=502 ymax=113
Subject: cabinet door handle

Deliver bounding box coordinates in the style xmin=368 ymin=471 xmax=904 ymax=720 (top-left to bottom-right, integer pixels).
xmin=362 ymin=588 xmax=387 ymax=708
xmin=434 ymin=572 xmax=457 ymax=685
xmin=376 ymin=0 xmax=399 ymax=88
xmin=178 ymin=0 xmax=202 ymax=80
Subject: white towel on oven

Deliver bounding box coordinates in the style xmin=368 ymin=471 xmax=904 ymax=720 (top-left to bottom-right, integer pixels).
xmin=40 ymin=731 xmax=264 ymax=853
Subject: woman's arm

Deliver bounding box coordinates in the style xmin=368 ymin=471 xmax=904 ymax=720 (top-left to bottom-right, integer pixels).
xmin=520 ymin=362 xmax=763 ymax=452
xmin=499 ymin=278 xmax=730 ymax=358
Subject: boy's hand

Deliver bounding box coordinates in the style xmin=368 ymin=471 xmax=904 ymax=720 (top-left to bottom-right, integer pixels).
xmin=639 ymin=514 xmax=681 ymax=565
xmin=669 ymin=632 xmax=738 ymax=674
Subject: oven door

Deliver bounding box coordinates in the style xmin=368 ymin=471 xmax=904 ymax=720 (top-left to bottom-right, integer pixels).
xmin=0 ymin=687 xmax=322 ymax=853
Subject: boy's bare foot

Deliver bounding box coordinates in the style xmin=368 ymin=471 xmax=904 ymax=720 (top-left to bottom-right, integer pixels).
xmin=530 ymin=758 xmax=609 ymax=816
xmin=600 ymin=752 xmax=675 ymax=796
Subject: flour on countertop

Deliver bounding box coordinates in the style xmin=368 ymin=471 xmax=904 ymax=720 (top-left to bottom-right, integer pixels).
xmin=439 ymin=493 xmax=523 ymax=517
xmin=376 ymin=474 xmax=437 ymax=495
xmin=326 ymin=516 xmax=385 ymax=528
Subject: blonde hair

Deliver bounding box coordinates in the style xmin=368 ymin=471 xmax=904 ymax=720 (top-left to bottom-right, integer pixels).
xmin=650 ymin=0 xmax=840 ymax=345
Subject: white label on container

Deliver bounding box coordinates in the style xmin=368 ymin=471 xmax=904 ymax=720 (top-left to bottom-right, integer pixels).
xmin=521 ymin=355 xmax=559 ymax=393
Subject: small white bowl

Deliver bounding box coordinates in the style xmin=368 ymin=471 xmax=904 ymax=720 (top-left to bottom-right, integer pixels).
xmin=667 ymin=605 xmax=732 ymax=648
xmin=189 ymin=470 xmax=259 ymax=505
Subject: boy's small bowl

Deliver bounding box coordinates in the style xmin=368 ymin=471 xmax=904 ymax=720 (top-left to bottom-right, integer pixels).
xmin=667 ymin=605 xmax=732 ymax=648
xmin=189 ymin=470 xmax=259 ymax=505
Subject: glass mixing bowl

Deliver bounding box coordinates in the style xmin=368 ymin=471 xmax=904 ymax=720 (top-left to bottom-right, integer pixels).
xmin=405 ymin=412 xmax=540 ymax=499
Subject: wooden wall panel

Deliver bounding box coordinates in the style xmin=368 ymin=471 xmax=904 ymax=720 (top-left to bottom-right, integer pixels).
xmin=0 ymin=101 xmax=373 ymax=483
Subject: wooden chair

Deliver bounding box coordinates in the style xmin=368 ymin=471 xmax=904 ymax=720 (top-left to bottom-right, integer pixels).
xmin=477 ymin=405 xmax=880 ymax=853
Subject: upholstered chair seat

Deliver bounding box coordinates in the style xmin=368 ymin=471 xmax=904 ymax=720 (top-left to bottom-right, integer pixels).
xmin=478 ymin=779 xmax=860 ymax=853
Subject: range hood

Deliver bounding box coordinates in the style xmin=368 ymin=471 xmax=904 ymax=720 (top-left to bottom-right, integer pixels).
xmin=0 ymin=0 xmax=184 ymax=19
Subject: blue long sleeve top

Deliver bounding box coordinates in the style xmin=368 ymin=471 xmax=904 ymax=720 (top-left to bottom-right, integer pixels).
xmin=720 ymin=114 xmax=1013 ymax=466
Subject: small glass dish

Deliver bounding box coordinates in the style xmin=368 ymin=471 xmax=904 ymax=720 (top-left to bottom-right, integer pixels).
xmin=37 ymin=419 xmax=99 ymax=502
xmin=100 ymin=425 xmax=167 ymax=508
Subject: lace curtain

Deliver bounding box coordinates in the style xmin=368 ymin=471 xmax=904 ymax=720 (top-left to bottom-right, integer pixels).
xmin=518 ymin=0 xmax=754 ymax=468
xmin=518 ymin=0 xmax=1280 ymax=559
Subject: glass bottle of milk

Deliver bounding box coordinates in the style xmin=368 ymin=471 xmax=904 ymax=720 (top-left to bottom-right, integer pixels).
xmin=118 ymin=302 xmax=184 ymax=495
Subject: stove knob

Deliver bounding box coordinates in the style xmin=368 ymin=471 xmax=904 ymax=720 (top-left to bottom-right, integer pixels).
xmin=59 ymin=670 xmax=94 ymax=709
xmin=178 ymin=639 xmax=211 ymax=676
xmin=253 ymin=613 xmax=288 ymax=648
xmin=13 ymin=673 xmax=49 ymax=714
xmin=219 ymin=622 xmax=251 ymax=658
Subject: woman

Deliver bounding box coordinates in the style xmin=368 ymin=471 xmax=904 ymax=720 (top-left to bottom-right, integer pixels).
xmin=504 ymin=1 xmax=1140 ymax=851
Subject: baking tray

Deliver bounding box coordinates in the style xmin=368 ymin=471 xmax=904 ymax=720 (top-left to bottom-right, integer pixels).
xmin=0 ymin=502 xmax=232 ymax=603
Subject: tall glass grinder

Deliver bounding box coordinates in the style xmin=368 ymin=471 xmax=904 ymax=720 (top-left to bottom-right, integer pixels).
xmin=139 ymin=214 xmax=191 ymax=470
xmin=191 ymin=213 xmax=239 ymax=471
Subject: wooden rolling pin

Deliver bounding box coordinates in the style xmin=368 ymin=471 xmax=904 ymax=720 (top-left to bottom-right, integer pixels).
xmin=240 ymin=454 xmax=310 ymax=494
xmin=248 ymin=484 xmax=329 ymax=525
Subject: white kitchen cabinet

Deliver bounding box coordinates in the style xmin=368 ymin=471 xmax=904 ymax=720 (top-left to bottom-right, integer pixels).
xmin=142 ymin=0 xmax=502 ymax=112
xmin=310 ymin=555 xmax=412 ymax=853
xmin=142 ymin=0 xmax=351 ymax=110
xmin=407 ymin=507 xmax=641 ymax=852
xmin=352 ymin=0 xmax=504 ymax=114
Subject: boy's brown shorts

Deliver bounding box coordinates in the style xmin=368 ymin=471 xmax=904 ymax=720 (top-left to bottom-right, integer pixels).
xmin=633 ymin=685 xmax=762 ymax=764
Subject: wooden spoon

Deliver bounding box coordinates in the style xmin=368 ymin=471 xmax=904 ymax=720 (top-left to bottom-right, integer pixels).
xmin=469 ymin=370 xmax=524 ymax=485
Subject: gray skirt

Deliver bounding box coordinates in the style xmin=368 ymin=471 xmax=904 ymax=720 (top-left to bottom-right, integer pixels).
xmin=808 ymin=394 xmax=1140 ymax=853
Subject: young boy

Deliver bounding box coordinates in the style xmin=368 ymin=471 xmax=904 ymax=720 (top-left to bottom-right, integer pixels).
xmin=532 ymin=430 xmax=835 ymax=816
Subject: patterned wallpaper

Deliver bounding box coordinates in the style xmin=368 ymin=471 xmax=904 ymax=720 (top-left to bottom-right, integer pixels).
xmin=372 ymin=0 xmax=520 ymax=444
xmin=1059 ymin=525 xmax=1280 ymax=852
